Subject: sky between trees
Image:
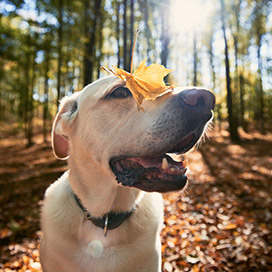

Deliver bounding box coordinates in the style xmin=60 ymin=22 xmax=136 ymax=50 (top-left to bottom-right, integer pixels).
xmin=0 ymin=0 xmax=272 ymax=144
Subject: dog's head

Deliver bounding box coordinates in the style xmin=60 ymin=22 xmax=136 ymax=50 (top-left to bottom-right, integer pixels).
xmin=52 ymin=76 xmax=215 ymax=193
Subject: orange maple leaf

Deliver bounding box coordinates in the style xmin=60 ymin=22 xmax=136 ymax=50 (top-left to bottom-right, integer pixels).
xmin=102 ymin=29 xmax=174 ymax=110
xmin=112 ymin=60 xmax=173 ymax=109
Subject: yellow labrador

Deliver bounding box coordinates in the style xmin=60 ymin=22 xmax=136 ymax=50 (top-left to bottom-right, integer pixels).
xmin=40 ymin=76 xmax=215 ymax=272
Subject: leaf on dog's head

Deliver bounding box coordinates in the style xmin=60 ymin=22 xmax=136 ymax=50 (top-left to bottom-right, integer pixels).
xmin=101 ymin=30 xmax=174 ymax=110
xmin=112 ymin=60 xmax=173 ymax=109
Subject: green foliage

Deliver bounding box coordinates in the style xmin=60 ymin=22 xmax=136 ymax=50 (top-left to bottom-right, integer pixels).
xmin=0 ymin=0 xmax=271 ymax=141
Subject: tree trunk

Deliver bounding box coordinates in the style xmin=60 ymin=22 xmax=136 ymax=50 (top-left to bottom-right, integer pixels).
xmin=128 ymin=0 xmax=134 ymax=71
xmin=96 ymin=2 xmax=104 ymax=79
xmin=0 ymin=58 xmax=3 ymax=120
xmin=43 ymin=50 xmax=50 ymax=143
xmin=56 ymin=0 xmax=63 ymax=107
xmin=220 ymin=0 xmax=239 ymax=141
xmin=233 ymin=35 xmax=239 ymax=123
xmin=239 ymin=68 xmax=246 ymax=131
xmin=207 ymin=31 xmax=221 ymax=128
xmin=142 ymin=0 xmax=152 ymax=64
xmin=83 ymin=0 xmax=102 ymax=86
xmin=27 ymin=50 xmax=35 ymax=147
xmin=256 ymin=33 xmax=265 ymax=134
xmin=232 ymin=0 xmax=245 ymax=131
xmin=123 ymin=0 xmax=128 ymax=70
xmin=160 ymin=0 xmax=170 ymax=82
xmin=24 ymin=35 xmax=31 ymax=142
xmin=0 ymin=12 xmax=3 ymax=118
xmin=193 ymin=32 xmax=198 ymax=86
xmin=116 ymin=0 xmax=121 ymax=67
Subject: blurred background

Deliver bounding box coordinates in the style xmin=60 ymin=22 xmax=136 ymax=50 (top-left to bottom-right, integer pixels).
xmin=0 ymin=0 xmax=271 ymax=142
xmin=0 ymin=0 xmax=272 ymax=271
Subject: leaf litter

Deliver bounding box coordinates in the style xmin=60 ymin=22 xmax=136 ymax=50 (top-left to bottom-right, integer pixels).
xmin=1 ymin=127 xmax=272 ymax=271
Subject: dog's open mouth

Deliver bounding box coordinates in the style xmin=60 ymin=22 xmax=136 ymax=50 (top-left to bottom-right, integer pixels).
xmin=110 ymin=128 xmax=203 ymax=193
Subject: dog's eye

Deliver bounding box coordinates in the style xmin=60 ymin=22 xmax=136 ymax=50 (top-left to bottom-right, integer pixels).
xmin=106 ymin=87 xmax=132 ymax=99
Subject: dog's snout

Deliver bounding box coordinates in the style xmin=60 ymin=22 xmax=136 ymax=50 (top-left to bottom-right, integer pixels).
xmin=180 ymin=88 xmax=215 ymax=113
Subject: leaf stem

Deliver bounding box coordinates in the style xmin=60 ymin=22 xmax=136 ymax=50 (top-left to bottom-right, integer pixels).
xmin=130 ymin=28 xmax=140 ymax=74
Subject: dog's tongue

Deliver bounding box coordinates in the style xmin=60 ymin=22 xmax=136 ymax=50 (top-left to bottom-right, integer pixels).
xmin=111 ymin=154 xmax=188 ymax=193
xmin=127 ymin=156 xmax=163 ymax=168
xmin=126 ymin=154 xmax=186 ymax=175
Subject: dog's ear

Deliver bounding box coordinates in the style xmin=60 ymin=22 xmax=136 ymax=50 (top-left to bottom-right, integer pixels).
xmin=52 ymin=95 xmax=79 ymax=160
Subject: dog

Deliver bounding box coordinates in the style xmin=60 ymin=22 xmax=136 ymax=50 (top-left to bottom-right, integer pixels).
xmin=40 ymin=75 xmax=215 ymax=272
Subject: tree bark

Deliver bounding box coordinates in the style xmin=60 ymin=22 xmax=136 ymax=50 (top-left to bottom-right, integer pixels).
xmin=43 ymin=49 xmax=50 ymax=143
xmin=96 ymin=2 xmax=104 ymax=79
xmin=232 ymin=0 xmax=247 ymax=132
xmin=239 ymin=68 xmax=246 ymax=131
xmin=0 ymin=57 xmax=3 ymax=120
xmin=207 ymin=31 xmax=221 ymax=128
xmin=0 ymin=14 xmax=3 ymax=118
xmin=123 ymin=0 xmax=128 ymax=70
xmin=83 ymin=0 xmax=102 ymax=86
xmin=27 ymin=50 xmax=35 ymax=147
xmin=193 ymin=32 xmax=198 ymax=86
xmin=116 ymin=0 xmax=121 ymax=67
xmin=24 ymin=35 xmax=30 ymax=143
xmin=160 ymin=0 xmax=170 ymax=82
xmin=256 ymin=33 xmax=265 ymax=134
xmin=220 ymin=0 xmax=239 ymax=141
xmin=56 ymin=0 xmax=63 ymax=107
xmin=129 ymin=0 xmax=134 ymax=71
xmin=142 ymin=0 xmax=152 ymax=64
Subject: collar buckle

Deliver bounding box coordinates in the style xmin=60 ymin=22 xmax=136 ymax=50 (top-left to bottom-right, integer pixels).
xmin=103 ymin=214 xmax=109 ymax=237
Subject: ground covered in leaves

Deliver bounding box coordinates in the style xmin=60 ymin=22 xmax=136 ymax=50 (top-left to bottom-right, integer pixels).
xmin=0 ymin=124 xmax=271 ymax=272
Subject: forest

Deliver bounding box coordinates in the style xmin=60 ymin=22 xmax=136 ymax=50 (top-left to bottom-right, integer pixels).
xmin=0 ymin=0 xmax=272 ymax=271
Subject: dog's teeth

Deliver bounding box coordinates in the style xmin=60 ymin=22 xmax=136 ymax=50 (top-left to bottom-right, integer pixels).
xmin=161 ymin=158 xmax=169 ymax=170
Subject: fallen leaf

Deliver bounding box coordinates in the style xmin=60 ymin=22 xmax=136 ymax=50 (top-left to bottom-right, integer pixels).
xmin=164 ymin=261 xmax=173 ymax=272
xmin=113 ymin=60 xmax=173 ymax=109
xmin=223 ymin=223 xmax=237 ymax=230
xmin=186 ymin=255 xmax=200 ymax=264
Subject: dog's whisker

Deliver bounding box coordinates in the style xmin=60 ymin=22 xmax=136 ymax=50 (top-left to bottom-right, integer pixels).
xmin=197 ymin=120 xmax=214 ymax=150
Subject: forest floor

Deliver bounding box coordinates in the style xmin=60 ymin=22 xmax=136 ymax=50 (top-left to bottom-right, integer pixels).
xmin=0 ymin=123 xmax=272 ymax=272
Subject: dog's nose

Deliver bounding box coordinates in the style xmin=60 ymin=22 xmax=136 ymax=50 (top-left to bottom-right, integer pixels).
xmin=180 ymin=88 xmax=215 ymax=113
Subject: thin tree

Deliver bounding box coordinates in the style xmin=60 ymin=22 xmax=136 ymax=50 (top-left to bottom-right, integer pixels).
xmin=43 ymin=38 xmax=50 ymax=143
xmin=56 ymin=0 xmax=63 ymax=107
xmin=252 ymin=1 xmax=266 ymax=134
xmin=128 ymin=0 xmax=134 ymax=70
xmin=123 ymin=0 xmax=128 ymax=70
xmin=83 ymin=0 xmax=102 ymax=86
xmin=220 ymin=0 xmax=239 ymax=141
xmin=160 ymin=0 xmax=170 ymax=83
xmin=142 ymin=0 xmax=152 ymax=64
xmin=206 ymin=26 xmax=222 ymax=129
xmin=116 ymin=0 xmax=121 ymax=67
xmin=193 ymin=32 xmax=198 ymax=86
xmin=96 ymin=1 xmax=104 ymax=79
xmin=27 ymin=44 xmax=36 ymax=147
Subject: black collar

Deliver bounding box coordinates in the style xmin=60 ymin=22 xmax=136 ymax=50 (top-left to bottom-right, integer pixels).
xmin=74 ymin=194 xmax=136 ymax=236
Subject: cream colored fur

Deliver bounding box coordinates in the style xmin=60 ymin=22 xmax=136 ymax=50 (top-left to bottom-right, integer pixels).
xmin=40 ymin=77 xmax=165 ymax=272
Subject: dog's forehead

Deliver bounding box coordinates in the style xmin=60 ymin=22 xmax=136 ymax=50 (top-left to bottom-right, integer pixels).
xmin=79 ymin=76 xmax=124 ymax=104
